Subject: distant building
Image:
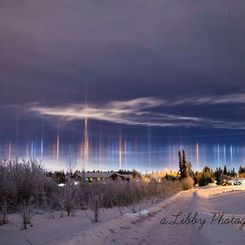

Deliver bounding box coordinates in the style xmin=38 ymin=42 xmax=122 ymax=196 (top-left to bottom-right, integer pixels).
xmin=143 ymin=170 xmax=178 ymax=183
xmin=220 ymin=174 xmax=231 ymax=185
xmin=77 ymin=171 xmax=132 ymax=182
xmin=229 ymin=178 xmax=245 ymax=186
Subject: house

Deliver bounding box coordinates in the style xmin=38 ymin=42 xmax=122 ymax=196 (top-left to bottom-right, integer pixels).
xmin=220 ymin=174 xmax=231 ymax=185
xmin=77 ymin=171 xmax=132 ymax=182
xmin=229 ymin=178 xmax=245 ymax=186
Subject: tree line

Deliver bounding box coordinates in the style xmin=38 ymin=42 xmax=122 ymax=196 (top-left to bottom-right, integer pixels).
xmin=0 ymin=159 xmax=193 ymax=229
xmin=178 ymin=149 xmax=244 ymax=186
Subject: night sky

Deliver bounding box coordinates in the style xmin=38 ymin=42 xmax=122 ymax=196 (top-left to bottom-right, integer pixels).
xmin=1 ymin=1 xmax=245 ymax=171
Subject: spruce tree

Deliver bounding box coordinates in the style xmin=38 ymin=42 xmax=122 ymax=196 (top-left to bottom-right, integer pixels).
xmin=223 ymin=165 xmax=227 ymax=175
xmin=179 ymin=150 xmax=188 ymax=179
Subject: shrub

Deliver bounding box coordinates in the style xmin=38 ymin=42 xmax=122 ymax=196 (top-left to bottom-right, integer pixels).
xmin=181 ymin=176 xmax=194 ymax=190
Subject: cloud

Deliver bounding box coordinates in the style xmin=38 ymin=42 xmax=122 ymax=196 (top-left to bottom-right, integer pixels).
xmin=27 ymin=95 xmax=245 ymax=130
xmin=29 ymin=97 xmax=203 ymax=128
xmin=171 ymin=92 xmax=245 ymax=106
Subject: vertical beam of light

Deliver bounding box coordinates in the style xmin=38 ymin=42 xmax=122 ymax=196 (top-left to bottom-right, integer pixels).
xmin=111 ymin=140 xmax=115 ymax=170
xmin=99 ymin=128 xmax=102 ymax=169
xmin=34 ymin=142 xmax=36 ymax=160
xmin=124 ymin=140 xmax=127 ymax=170
xmin=196 ymin=143 xmax=199 ymax=170
xmin=67 ymin=144 xmax=73 ymax=173
xmin=224 ymin=145 xmax=226 ymax=165
xmin=31 ymin=141 xmax=34 ymax=160
xmin=173 ymin=144 xmax=176 ymax=168
xmin=26 ymin=143 xmax=29 ymax=159
xmin=118 ymin=130 xmax=122 ymax=170
xmin=217 ymin=144 xmax=220 ymax=166
xmin=40 ymin=137 xmax=44 ymax=160
xmin=56 ymin=131 xmax=60 ymax=169
xmin=15 ymin=112 xmax=19 ymax=157
xmin=80 ymin=142 xmax=83 ymax=171
xmin=213 ymin=145 xmax=216 ymax=170
xmin=105 ymin=138 xmax=108 ymax=169
xmin=147 ymin=126 xmax=151 ymax=171
xmin=8 ymin=142 xmax=12 ymax=161
xmin=40 ymin=127 xmax=44 ymax=160
xmin=203 ymin=144 xmax=207 ymax=167
xmin=109 ymin=138 xmax=113 ymax=170
xmin=83 ymin=82 xmax=89 ymax=171
xmin=169 ymin=143 xmax=172 ymax=169
xmin=134 ymin=139 xmax=138 ymax=170
xmin=83 ymin=117 xmax=89 ymax=170
xmin=230 ymin=145 xmax=233 ymax=166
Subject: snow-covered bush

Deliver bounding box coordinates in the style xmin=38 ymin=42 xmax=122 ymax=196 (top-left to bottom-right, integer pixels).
xmin=0 ymin=160 xmax=57 ymax=211
xmin=0 ymin=159 xmax=187 ymax=221
xmin=181 ymin=176 xmax=194 ymax=190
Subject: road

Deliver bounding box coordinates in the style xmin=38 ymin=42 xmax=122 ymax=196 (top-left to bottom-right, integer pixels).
xmin=98 ymin=189 xmax=245 ymax=245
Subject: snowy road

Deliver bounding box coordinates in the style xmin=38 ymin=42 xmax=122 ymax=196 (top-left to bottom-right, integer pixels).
xmin=1 ymin=187 xmax=245 ymax=245
xmin=98 ymin=190 xmax=210 ymax=245
xmin=64 ymin=187 xmax=245 ymax=245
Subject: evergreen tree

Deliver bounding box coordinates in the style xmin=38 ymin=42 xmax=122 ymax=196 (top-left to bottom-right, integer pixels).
xmin=223 ymin=165 xmax=227 ymax=175
xmin=187 ymin=162 xmax=193 ymax=177
xmin=230 ymin=167 xmax=236 ymax=177
xmin=214 ymin=167 xmax=222 ymax=185
xmin=178 ymin=151 xmax=182 ymax=170
xmin=178 ymin=150 xmax=188 ymax=179
xmin=203 ymin=166 xmax=211 ymax=173
xmin=182 ymin=150 xmax=186 ymax=166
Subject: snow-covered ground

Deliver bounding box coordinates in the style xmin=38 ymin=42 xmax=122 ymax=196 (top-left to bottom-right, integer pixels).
xmin=0 ymin=186 xmax=244 ymax=245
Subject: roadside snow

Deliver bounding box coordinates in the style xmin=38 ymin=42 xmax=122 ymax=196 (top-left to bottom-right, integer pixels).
xmin=0 ymin=186 xmax=244 ymax=245
xmin=62 ymin=186 xmax=245 ymax=245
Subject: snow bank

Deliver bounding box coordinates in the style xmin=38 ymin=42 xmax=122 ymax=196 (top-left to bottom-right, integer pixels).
xmin=1 ymin=186 xmax=244 ymax=245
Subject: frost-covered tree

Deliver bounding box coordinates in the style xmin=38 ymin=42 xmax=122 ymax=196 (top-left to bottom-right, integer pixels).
xmin=20 ymin=198 xmax=34 ymax=230
xmin=87 ymin=183 xmax=104 ymax=223
xmin=0 ymin=197 xmax=9 ymax=225
xmin=58 ymin=145 xmax=78 ymax=216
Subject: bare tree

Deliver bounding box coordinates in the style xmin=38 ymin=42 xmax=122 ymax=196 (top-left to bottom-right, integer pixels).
xmin=58 ymin=181 xmax=78 ymax=217
xmin=58 ymin=145 xmax=78 ymax=216
xmin=126 ymin=181 xmax=144 ymax=213
xmin=0 ymin=196 xmax=9 ymax=225
xmin=87 ymin=183 xmax=104 ymax=223
xmin=0 ymin=158 xmax=188 ymax=223
xmin=111 ymin=180 xmax=125 ymax=216
xmin=20 ymin=198 xmax=34 ymax=230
